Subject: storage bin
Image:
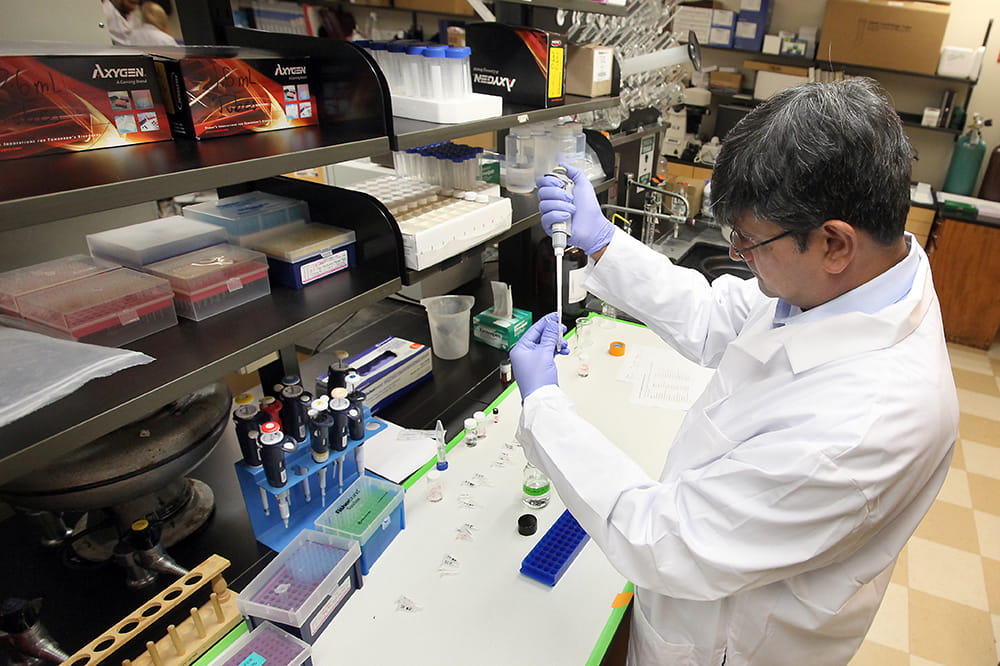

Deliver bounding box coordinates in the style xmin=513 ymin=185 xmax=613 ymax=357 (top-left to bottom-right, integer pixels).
xmin=17 ymin=268 xmax=177 ymax=346
xmin=0 ymin=255 xmax=118 ymax=316
xmin=86 ymin=216 xmax=227 ymax=268
xmin=182 ymin=192 xmax=310 ymax=238
xmin=246 ymin=224 xmax=357 ymax=289
xmin=314 ymin=475 xmax=405 ymax=575
xmin=208 ymin=621 xmax=311 ymax=666
xmin=237 ymin=530 xmax=363 ymax=643
xmin=145 ymin=244 xmax=270 ymax=321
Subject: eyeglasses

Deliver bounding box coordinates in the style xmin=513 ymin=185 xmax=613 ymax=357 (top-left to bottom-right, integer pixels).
xmin=729 ymin=226 xmax=795 ymax=261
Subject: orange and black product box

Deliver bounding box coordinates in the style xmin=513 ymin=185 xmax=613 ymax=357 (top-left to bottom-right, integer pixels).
xmin=466 ymin=23 xmax=566 ymax=108
xmin=153 ymin=57 xmax=318 ymax=139
xmin=0 ymin=54 xmax=172 ymax=161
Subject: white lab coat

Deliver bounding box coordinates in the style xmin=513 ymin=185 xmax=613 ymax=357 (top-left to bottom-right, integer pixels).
xmin=517 ymin=230 xmax=958 ymax=666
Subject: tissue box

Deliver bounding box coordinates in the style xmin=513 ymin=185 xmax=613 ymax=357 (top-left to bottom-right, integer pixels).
xmin=473 ymin=307 xmax=532 ymax=351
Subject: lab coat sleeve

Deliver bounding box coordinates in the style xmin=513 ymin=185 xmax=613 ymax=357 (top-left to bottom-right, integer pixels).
xmin=518 ymin=385 xmax=871 ymax=601
xmin=584 ymin=228 xmax=767 ymax=368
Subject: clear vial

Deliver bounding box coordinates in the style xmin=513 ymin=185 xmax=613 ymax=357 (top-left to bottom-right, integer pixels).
xmin=464 ymin=417 xmax=480 ymax=446
xmin=473 ymin=410 xmax=487 ymax=439
xmin=426 ymin=469 xmax=443 ymax=502
xmin=522 ymin=462 xmax=551 ymax=509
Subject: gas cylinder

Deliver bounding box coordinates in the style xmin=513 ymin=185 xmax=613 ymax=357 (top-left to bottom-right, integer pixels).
xmin=977 ymin=144 xmax=1000 ymax=202
xmin=942 ymin=113 xmax=992 ymax=196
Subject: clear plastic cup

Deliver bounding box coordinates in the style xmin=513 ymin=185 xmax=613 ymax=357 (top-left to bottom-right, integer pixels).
xmin=421 ymin=295 xmax=475 ymax=360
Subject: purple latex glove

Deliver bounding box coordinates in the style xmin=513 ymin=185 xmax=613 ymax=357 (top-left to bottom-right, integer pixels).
xmin=510 ymin=313 xmax=570 ymax=401
xmin=536 ymin=164 xmax=615 ymax=256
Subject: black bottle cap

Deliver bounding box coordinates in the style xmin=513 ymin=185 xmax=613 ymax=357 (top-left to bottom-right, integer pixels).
xmin=518 ymin=514 xmax=537 ymax=536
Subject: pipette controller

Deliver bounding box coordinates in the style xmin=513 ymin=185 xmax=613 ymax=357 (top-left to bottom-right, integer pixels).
xmin=547 ymin=166 xmax=574 ymax=333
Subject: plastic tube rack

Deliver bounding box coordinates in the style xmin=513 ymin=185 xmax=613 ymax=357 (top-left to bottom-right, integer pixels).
xmin=60 ymin=555 xmax=241 ymax=666
xmin=234 ymin=407 xmax=388 ymax=552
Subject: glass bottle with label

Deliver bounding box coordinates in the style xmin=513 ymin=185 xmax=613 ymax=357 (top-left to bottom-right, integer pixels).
xmin=522 ymin=462 xmax=551 ymax=509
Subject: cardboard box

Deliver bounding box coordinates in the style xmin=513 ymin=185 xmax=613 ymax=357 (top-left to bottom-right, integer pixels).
xmin=817 ymin=0 xmax=950 ymax=75
xmin=473 ymin=307 xmax=532 ymax=350
xmin=565 ymin=44 xmax=615 ymax=98
xmin=753 ymin=70 xmax=810 ymax=100
xmin=709 ymin=70 xmax=742 ymax=91
xmin=153 ymin=56 xmax=318 ymax=139
xmin=466 ymin=23 xmax=566 ymax=107
xmin=0 ymin=54 xmax=172 ymax=160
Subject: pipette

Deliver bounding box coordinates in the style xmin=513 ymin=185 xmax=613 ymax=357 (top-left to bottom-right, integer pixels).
xmin=547 ymin=166 xmax=574 ymax=336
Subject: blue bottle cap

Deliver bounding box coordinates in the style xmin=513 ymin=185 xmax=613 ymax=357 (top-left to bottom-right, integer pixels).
xmin=436 ymin=460 xmax=449 ymax=470
xmin=445 ymin=46 xmax=472 ymax=58
xmin=422 ymin=46 xmax=447 ymax=58
xmin=387 ymin=41 xmax=409 ymax=53
xmin=406 ymin=44 xmax=427 ymax=56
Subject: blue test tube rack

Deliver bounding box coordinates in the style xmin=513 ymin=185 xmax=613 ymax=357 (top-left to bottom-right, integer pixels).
xmin=234 ymin=406 xmax=388 ymax=552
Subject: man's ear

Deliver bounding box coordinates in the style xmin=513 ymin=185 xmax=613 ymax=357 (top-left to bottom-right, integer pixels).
xmin=818 ymin=220 xmax=856 ymax=275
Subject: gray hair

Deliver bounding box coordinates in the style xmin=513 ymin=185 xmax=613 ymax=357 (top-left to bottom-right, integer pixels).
xmin=710 ymin=78 xmax=912 ymax=247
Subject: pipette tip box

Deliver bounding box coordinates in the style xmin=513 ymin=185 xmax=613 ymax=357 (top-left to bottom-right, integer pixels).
xmin=145 ymin=243 xmax=270 ymax=321
xmin=245 ymin=224 xmax=356 ymax=289
xmin=16 ymin=267 xmax=177 ymax=346
xmin=182 ymin=192 xmax=310 ymax=239
xmin=207 ymin=621 xmax=312 ymax=666
xmin=86 ymin=216 xmax=228 ymax=268
xmin=0 ymin=255 xmax=118 ymax=316
xmin=314 ymin=475 xmax=405 ymax=576
xmin=520 ymin=510 xmax=590 ymax=587
xmin=237 ymin=530 xmax=363 ymax=644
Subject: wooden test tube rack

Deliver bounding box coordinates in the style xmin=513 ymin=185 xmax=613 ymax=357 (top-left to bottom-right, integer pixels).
xmin=60 ymin=554 xmax=242 ymax=666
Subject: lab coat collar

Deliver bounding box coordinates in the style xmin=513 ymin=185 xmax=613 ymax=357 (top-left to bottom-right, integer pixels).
xmin=730 ymin=239 xmax=935 ymax=374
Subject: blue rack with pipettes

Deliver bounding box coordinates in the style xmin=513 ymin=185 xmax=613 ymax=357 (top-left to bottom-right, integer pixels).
xmin=234 ymin=406 xmax=387 ymax=552
xmin=520 ymin=510 xmax=591 ymax=587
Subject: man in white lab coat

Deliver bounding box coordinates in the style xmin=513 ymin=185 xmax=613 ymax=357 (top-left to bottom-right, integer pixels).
xmin=510 ymin=78 xmax=959 ymax=665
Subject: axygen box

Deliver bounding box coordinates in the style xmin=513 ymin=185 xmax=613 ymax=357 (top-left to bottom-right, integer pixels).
xmin=0 ymin=54 xmax=172 ymax=160
xmin=154 ymin=56 xmax=318 ymax=139
xmin=466 ymin=23 xmax=566 ymax=107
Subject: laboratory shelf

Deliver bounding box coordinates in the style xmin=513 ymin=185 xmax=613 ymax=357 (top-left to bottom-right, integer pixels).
xmin=390 ymin=95 xmax=622 ymax=150
xmin=0 ymin=268 xmax=401 ymax=487
xmin=0 ymin=132 xmax=390 ymax=232
xmin=495 ymin=0 xmax=631 ymax=16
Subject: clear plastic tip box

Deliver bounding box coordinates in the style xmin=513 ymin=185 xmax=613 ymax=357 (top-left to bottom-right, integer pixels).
xmin=314 ymin=475 xmax=405 ymax=575
xmin=16 ymin=268 xmax=177 ymax=346
xmin=145 ymin=244 xmax=270 ymax=321
xmin=208 ymin=621 xmax=311 ymax=666
xmin=0 ymin=255 xmax=118 ymax=316
xmin=86 ymin=216 xmax=227 ymax=268
xmin=182 ymin=192 xmax=310 ymax=239
xmin=237 ymin=530 xmax=363 ymax=644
